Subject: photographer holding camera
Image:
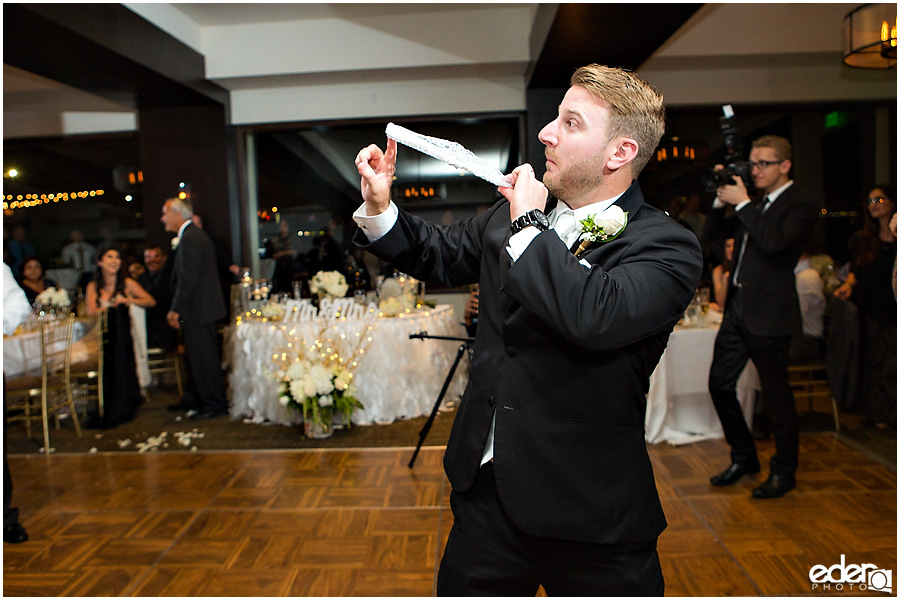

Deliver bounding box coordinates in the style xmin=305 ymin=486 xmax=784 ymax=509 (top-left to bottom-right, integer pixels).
xmin=702 ymin=134 xmax=818 ymax=499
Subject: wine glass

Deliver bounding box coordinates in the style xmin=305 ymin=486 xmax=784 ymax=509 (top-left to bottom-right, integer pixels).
xmin=698 ymin=287 xmax=710 ymax=315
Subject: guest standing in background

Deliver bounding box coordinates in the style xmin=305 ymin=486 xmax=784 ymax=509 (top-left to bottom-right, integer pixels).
xmin=833 ymin=185 xmax=897 ymax=428
xmin=17 ymin=256 xmax=57 ymax=305
xmin=4 ymin=263 xmax=32 ymax=543
xmin=161 ymin=198 xmax=228 ymax=420
xmin=264 ymin=219 xmax=298 ymax=293
xmin=680 ymin=193 xmax=707 ymax=241
xmin=6 ymin=225 xmax=35 ymax=279
xmin=354 ymin=64 xmax=702 ymax=595
xmin=84 ymin=245 xmax=156 ymax=429
xmin=710 ymin=237 xmax=734 ymax=312
xmin=703 ymin=135 xmax=818 ymax=499
xmin=127 ymin=257 xmax=147 ymax=280
xmin=60 ymin=229 xmax=96 ymax=289
xmin=790 ymin=252 xmax=827 ymax=364
xmin=137 ymin=246 xmax=177 ymax=352
xmin=308 ymin=217 xmax=345 ymax=275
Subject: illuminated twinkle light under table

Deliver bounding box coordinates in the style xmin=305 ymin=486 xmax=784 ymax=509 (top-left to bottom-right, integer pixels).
xmin=225 ymin=305 xmax=469 ymax=426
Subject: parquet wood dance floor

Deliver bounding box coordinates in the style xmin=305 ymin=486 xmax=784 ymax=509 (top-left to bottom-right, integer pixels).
xmin=3 ymin=433 xmax=896 ymax=596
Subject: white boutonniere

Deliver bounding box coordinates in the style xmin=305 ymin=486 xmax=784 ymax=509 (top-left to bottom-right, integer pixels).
xmin=574 ymin=206 xmax=628 ymax=257
xmin=171 ymin=237 xmax=180 ymax=251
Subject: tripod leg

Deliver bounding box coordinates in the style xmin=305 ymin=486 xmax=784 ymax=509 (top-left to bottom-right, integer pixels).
xmin=408 ymin=343 xmax=467 ymax=468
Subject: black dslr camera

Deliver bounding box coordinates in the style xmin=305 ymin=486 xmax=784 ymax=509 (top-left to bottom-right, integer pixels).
xmin=701 ymin=104 xmax=753 ymax=192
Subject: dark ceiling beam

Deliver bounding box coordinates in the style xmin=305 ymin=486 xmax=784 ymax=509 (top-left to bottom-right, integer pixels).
xmin=528 ymin=3 xmax=703 ymax=89
xmin=3 ymin=3 xmax=228 ymax=111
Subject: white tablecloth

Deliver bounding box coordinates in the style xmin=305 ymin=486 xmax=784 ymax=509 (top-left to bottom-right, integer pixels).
xmin=646 ymin=317 xmax=760 ymax=445
xmin=226 ymin=305 xmax=469 ymax=426
xmin=3 ymin=318 xmax=92 ymax=377
xmin=4 ymin=307 xmax=149 ymax=386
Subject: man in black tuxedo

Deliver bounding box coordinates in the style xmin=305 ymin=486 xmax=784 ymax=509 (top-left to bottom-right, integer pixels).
xmin=137 ymin=246 xmax=177 ymax=352
xmin=161 ymin=198 xmax=228 ymax=420
xmin=353 ymin=64 xmax=703 ymax=595
xmin=703 ymin=135 xmax=818 ymax=499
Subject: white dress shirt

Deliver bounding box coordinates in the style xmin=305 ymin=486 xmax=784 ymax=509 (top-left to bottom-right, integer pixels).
xmin=61 ymin=241 xmax=97 ymax=274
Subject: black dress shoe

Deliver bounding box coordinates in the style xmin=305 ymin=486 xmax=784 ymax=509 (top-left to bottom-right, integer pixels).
xmin=4 ymin=522 xmax=28 ymax=544
xmin=167 ymin=402 xmax=194 ymax=412
xmin=752 ymin=472 xmax=796 ymax=499
xmin=710 ymin=462 xmax=761 ymax=486
xmin=189 ymin=408 xmax=228 ymax=421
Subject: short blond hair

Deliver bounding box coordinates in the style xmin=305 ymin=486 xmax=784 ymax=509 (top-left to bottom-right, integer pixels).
xmin=752 ymin=135 xmax=792 ymax=162
xmin=570 ymin=64 xmax=665 ymax=176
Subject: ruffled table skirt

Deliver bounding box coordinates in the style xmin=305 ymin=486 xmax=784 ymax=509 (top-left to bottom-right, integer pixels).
xmin=226 ymin=305 xmax=469 ymax=426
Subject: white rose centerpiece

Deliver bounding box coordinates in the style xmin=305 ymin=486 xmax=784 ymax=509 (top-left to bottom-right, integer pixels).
xmin=309 ymin=270 xmax=349 ymax=301
xmin=278 ymin=354 xmax=363 ymax=439
xmin=35 ymin=287 xmax=70 ymax=310
xmin=260 ymin=302 xmax=286 ymax=320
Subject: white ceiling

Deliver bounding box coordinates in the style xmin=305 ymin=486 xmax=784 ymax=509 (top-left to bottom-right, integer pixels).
xmin=5 ymin=3 xmax=894 ymax=134
xmin=2 ymin=3 xmax=895 ymax=185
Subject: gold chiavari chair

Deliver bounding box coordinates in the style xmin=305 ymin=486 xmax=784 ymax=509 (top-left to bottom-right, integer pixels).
xmin=69 ymin=311 xmax=106 ymax=420
xmin=146 ymin=346 xmax=184 ymax=400
xmin=6 ymin=313 xmax=82 ymax=454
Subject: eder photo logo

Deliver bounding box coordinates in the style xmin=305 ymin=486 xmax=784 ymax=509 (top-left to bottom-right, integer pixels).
xmin=809 ymin=555 xmax=893 ymax=593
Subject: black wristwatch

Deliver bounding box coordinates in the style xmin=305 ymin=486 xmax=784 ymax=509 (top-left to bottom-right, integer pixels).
xmin=510 ymin=209 xmax=550 ymax=235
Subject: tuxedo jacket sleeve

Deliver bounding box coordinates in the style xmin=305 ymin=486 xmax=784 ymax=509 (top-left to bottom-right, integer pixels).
xmin=354 ymin=180 xmax=703 ymax=545
xmin=170 ymin=224 xmax=227 ymax=326
xmin=705 ymin=185 xmax=819 ymax=336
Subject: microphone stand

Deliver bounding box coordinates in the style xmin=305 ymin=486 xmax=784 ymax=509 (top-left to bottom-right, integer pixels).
xmin=407 ymin=331 xmax=474 ymax=468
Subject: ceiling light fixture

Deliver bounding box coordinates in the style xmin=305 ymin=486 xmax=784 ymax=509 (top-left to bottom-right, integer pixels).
xmin=843 ymin=3 xmax=897 ymax=69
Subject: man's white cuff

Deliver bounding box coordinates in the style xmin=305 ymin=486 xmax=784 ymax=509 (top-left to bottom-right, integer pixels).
xmin=353 ymin=202 xmax=399 ymax=242
xmin=505 ymin=226 xmax=541 ymax=262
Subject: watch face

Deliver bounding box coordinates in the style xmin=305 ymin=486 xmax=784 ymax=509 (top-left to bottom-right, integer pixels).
xmin=532 ymin=210 xmax=549 ymax=227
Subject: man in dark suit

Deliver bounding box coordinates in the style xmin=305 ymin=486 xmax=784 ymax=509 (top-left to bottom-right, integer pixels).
xmin=161 ymin=198 xmax=228 ymax=420
xmin=353 ymin=64 xmax=703 ymax=595
xmin=703 ymin=135 xmax=818 ymax=499
xmin=137 ymin=246 xmax=177 ymax=352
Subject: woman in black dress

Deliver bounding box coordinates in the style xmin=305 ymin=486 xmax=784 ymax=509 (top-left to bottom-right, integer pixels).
xmin=834 ymin=185 xmax=897 ymax=427
xmin=84 ymin=244 xmax=156 ymax=429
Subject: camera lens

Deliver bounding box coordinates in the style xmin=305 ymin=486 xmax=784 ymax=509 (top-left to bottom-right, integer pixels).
xmin=701 ymin=168 xmax=729 ymax=192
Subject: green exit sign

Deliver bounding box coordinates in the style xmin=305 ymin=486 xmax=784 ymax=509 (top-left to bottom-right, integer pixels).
xmin=825 ymin=111 xmax=847 ymax=129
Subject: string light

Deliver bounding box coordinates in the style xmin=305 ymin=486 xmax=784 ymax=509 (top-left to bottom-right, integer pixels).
xmin=2 ymin=189 xmax=105 ymax=211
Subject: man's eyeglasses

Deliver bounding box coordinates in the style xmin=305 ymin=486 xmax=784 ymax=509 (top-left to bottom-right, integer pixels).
xmin=867 ymin=196 xmax=889 ymax=205
xmin=748 ymin=159 xmax=784 ymax=170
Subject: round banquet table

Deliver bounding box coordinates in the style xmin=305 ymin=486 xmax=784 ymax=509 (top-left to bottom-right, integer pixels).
xmin=3 ymin=317 xmax=93 ymax=377
xmin=226 ymin=305 xmax=470 ymax=426
xmin=645 ymin=310 xmax=760 ymax=445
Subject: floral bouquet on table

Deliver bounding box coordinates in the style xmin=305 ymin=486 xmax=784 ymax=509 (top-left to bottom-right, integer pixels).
xmin=309 ymin=270 xmax=349 ymax=301
xmin=34 ymin=287 xmax=71 ymax=313
xmin=278 ymin=353 xmax=363 ymax=439
xmin=259 ymin=302 xmax=285 ymax=320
